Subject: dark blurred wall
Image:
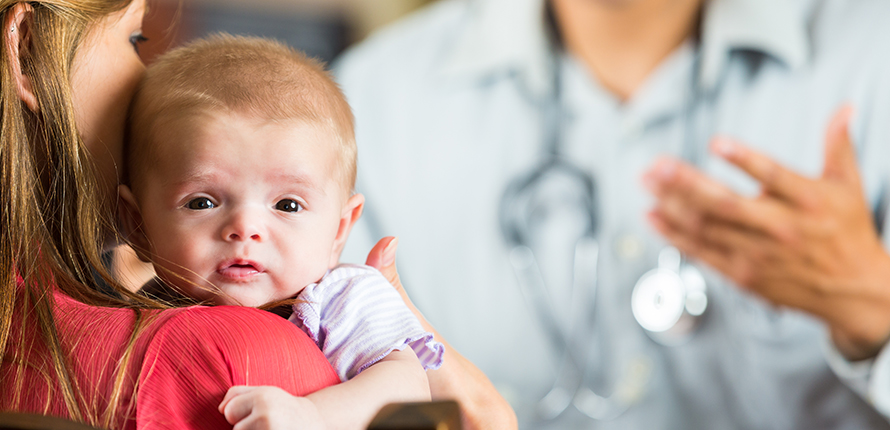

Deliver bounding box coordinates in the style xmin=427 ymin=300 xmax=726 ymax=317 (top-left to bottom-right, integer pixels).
xmin=187 ymin=5 xmax=348 ymax=63
xmin=141 ymin=0 xmax=349 ymax=65
xmin=141 ymin=0 xmax=440 ymax=66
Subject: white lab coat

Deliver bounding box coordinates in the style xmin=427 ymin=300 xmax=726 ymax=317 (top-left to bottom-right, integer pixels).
xmin=337 ymin=0 xmax=890 ymax=427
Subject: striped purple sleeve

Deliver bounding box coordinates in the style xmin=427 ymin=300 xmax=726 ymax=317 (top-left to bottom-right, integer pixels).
xmin=289 ymin=264 xmax=445 ymax=381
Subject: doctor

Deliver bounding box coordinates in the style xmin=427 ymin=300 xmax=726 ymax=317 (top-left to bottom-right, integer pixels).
xmin=337 ymin=0 xmax=890 ymax=428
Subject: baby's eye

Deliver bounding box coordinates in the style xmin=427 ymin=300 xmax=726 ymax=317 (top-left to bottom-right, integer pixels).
xmin=275 ymin=199 xmax=303 ymax=213
xmin=186 ymin=197 xmax=215 ymax=210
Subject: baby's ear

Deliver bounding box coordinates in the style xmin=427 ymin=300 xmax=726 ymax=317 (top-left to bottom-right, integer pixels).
xmin=117 ymin=185 xmax=152 ymax=263
xmin=330 ymin=193 xmax=365 ymax=266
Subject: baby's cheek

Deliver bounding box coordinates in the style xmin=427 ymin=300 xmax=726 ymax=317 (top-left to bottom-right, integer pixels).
xmin=169 ymin=238 xmax=209 ymax=272
xmin=151 ymin=234 xmax=204 ymax=277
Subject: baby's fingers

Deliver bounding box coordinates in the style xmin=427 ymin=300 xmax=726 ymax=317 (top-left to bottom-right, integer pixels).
xmin=232 ymin=415 xmax=267 ymax=430
xmin=219 ymin=386 xmax=254 ymax=412
xmin=219 ymin=386 xmax=257 ymax=424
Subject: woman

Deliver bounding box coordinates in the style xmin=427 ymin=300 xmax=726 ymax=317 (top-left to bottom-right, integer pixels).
xmin=0 ymin=1 xmax=340 ymax=428
xmin=0 ymin=0 xmax=516 ymax=428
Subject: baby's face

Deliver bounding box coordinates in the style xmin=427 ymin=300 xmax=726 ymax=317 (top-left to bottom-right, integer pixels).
xmin=132 ymin=112 xmax=351 ymax=306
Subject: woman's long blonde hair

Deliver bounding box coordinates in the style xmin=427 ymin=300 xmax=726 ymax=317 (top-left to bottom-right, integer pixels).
xmin=0 ymin=0 xmax=166 ymax=427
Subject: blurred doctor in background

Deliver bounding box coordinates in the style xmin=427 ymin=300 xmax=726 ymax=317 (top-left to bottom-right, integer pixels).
xmin=336 ymin=0 xmax=890 ymax=428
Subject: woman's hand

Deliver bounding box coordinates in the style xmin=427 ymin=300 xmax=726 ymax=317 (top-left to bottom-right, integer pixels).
xmin=643 ymin=107 xmax=890 ymax=361
xmin=365 ymin=236 xmax=407 ymax=302
xmin=365 ymin=237 xmax=519 ymax=430
xmin=219 ymin=386 xmax=325 ymax=430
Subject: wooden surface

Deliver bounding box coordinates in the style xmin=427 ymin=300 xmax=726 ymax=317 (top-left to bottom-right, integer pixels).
xmin=0 ymin=413 xmax=101 ymax=430
xmin=368 ymin=401 xmax=463 ymax=430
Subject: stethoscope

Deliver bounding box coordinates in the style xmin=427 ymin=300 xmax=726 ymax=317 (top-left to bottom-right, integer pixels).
xmin=498 ymin=45 xmax=710 ymax=421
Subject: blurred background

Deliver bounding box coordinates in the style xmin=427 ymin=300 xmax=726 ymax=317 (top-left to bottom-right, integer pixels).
xmin=140 ymin=0 xmax=437 ymax=65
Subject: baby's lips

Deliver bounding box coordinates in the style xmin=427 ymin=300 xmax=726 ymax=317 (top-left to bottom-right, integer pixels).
xmin=217 ymin=259 xmax=265 ymax=280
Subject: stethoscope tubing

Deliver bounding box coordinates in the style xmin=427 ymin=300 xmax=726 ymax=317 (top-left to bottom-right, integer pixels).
xmin=497 ymin=42 xmax=713 ymax=421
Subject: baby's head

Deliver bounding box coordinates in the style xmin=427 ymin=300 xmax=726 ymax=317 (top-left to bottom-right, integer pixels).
xmin=120 ymin=34 xmax=364 ymax=307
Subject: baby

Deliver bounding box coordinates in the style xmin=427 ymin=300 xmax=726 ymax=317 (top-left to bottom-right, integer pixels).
xmin=118 ymin=34 xmax=443 ymax=429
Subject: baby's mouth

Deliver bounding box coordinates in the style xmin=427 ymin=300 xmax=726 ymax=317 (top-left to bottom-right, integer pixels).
xmin=217 ymin=259 xmax=265 ymax=280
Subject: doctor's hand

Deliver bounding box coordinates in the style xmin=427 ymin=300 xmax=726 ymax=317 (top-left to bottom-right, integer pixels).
xmin=643 ymin=107 xmax=890 ymax=361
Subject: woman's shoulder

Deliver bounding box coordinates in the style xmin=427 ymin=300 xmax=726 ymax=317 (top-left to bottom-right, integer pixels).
xmin=141 ymin=304 xmax=338 ymax=386
xmin=136 ymin=305 xmax=339 ymax=429
xmin=145 ymin=305 xmax=336 ymax=375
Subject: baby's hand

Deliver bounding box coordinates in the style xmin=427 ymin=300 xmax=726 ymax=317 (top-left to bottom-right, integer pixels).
xmin=219 ymin=385 xmax=325 ymax=430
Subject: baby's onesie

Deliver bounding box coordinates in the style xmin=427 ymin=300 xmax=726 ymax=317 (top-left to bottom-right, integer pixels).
xmin=290 ymin=264 xmax=444 ymax=381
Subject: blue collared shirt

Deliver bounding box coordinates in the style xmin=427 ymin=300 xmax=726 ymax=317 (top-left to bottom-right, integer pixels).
xmin=337 ymin=0 xmax=890 ymax=428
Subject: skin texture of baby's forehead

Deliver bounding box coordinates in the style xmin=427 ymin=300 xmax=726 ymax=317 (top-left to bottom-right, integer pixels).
xmin=131 ymin=108 xmax=352 ymax=201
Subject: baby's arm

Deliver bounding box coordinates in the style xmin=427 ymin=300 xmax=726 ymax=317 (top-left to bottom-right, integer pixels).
xmin=219 ymin=349 xmax=429 ymax=430
xmin=219 ymin=265 xmax=442 ymax=428
xmin=309 ymin=348 xmax=430 ymax=428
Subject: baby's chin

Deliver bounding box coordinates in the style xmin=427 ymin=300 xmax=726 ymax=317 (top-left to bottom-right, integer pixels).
xmin=208 ymin=294 xmax=271 ymax=307
xmin=211 ymin=291 xmax=302 ymax=308
xmin=155 ymin=272 xmax=302 ymax=308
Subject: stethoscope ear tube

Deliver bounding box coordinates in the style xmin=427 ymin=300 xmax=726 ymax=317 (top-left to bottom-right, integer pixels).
xmin=500 ymin=157 xmax=643 ymax=420
xmin=498 ymin=145 xmax=709 ymax=421
xmin=497 ymin=47 xmax=711 ymax=420
xmin=499 ymin=157 xmax=599 ymax=248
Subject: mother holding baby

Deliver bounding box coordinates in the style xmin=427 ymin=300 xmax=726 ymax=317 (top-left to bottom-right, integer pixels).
xmin=0 ymin=0 xmax=514 ymax=429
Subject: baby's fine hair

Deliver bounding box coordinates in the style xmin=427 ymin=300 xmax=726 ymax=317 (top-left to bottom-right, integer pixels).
xmin=126 ymin=34 xmax=356 ymax=192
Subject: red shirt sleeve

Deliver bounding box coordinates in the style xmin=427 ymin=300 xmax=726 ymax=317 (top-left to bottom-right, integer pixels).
xmin=136 ymin=306 xmax=339 ymax=429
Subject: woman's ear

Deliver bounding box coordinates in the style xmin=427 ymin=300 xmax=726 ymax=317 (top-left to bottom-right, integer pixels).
xmin=329 ymin=193 xmax=365 ymax=267
xmin=117 ymin=184 xmax=153 ymax=263
xmin=4 ymin=3 xmax=38 ymax=112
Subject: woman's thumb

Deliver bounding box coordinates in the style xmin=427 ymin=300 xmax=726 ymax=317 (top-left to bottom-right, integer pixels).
xmin=365 ymin=236 xmax=402 ymax=289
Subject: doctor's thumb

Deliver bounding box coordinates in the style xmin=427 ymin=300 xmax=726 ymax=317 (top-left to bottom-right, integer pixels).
xmin=822 ymin=105 xmax=860 ymax=185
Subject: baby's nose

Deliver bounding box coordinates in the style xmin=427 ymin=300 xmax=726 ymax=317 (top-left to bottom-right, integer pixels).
xmin=222 ymin=212 xmax=264 ymax=242
xmin=227 ymin=230 xmax=261 ymax=241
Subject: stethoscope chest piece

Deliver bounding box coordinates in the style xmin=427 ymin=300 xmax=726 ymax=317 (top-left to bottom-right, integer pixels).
xmin=632 ymin=247 xmax=708 ymax=346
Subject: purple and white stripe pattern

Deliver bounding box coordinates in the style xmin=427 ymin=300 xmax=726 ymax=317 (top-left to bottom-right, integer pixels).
xmin=290 ymin=264 xmax=444 ymax=381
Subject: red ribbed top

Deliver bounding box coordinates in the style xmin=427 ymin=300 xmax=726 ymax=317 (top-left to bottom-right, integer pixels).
xmin=1 ymin=286 xmax=339 ymax=429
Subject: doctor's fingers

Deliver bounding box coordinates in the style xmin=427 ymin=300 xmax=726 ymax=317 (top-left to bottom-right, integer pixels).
xmin=699 ymin=228 xmax=828 ymax=297
xmin=647 ymin=212 xmax=737 ymax=278
xmin=652 ymin=213 xmax=765 ymax=288
xmin=649 ymin=184 xmax=797 ymax=245
xmin=644 ymin=157 xmax=798 ymax=236
xmin=710 ymin=137 xmax=816 ymax=206
xmin=650 ymin=210 xmax=809 ymax=293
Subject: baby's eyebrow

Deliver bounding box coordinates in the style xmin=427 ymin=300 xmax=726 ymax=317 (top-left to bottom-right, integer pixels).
xmin=164 ymin=170 xmax=327 ymax=197
xmin=168 ymin=171 xmax=222 ymax=187
xmin=268 ymin=171 xmax=326 ymax=196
